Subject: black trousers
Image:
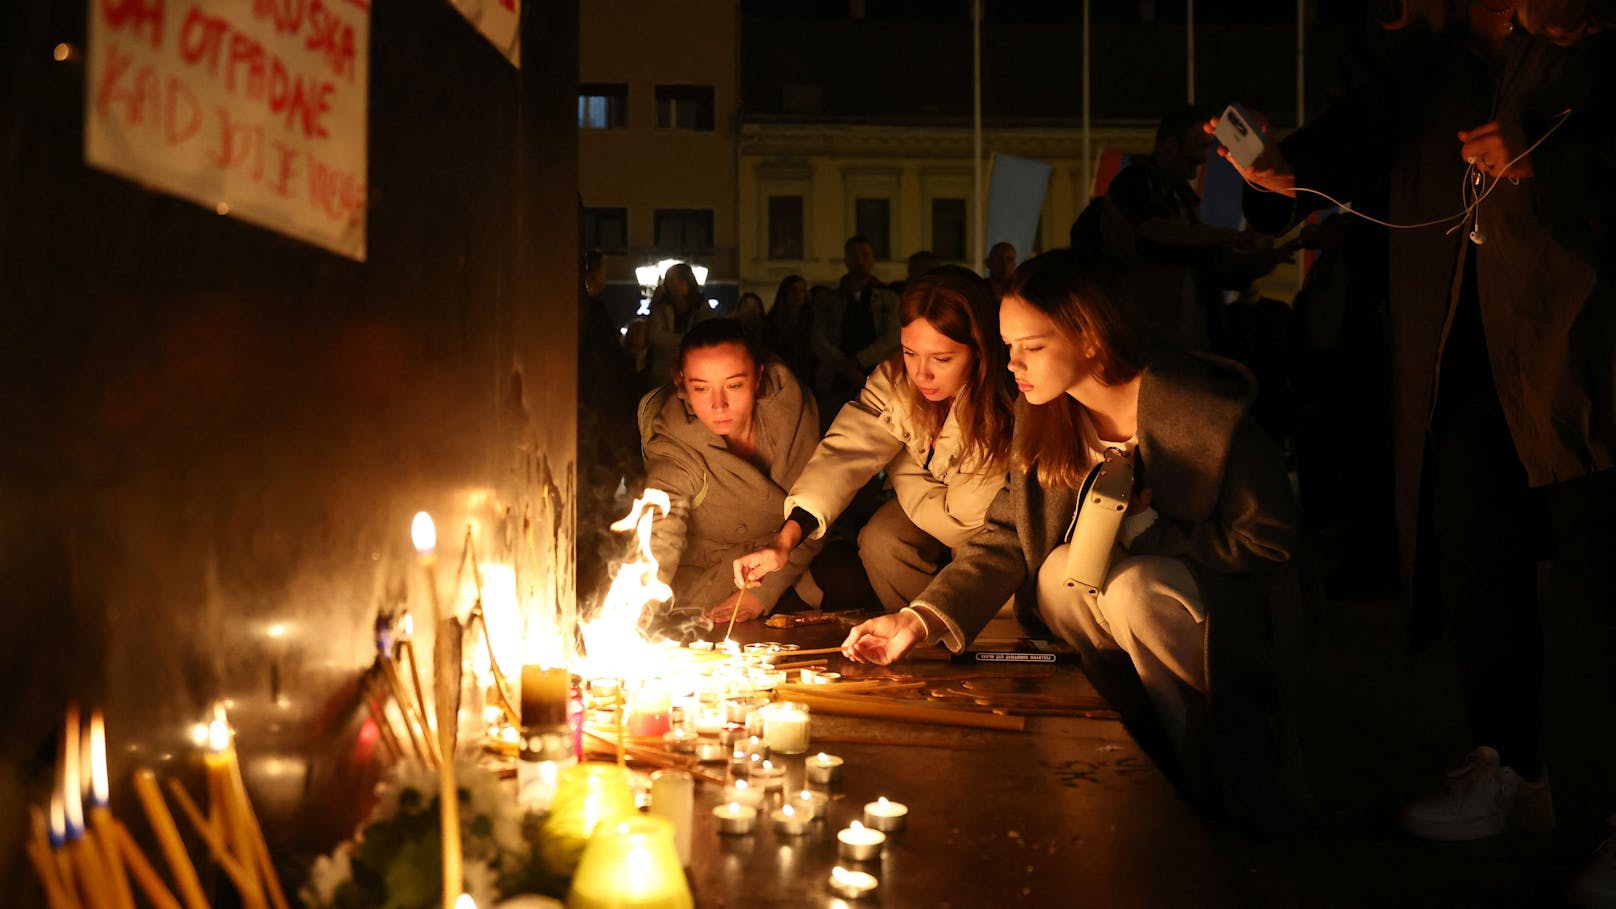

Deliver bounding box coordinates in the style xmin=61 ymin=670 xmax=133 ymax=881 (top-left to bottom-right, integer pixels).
xmin=1427 ymin=292 xmax=1545 ymax=776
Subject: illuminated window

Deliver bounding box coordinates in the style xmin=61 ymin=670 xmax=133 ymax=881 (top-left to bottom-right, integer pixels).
xmin=583 ymin=207 xmax=628 ymax=254
xmin=855 ymin=198 xmax=891 ymax=260
xmin=768 ymin=196 xmax=804 ymax=260
xmin=654 ymin=209 xmax=714 ymax=254
xmin=578 ymin=83 xmax=627 ymax=129
xmin=931 ymin=198 xmax=967 ymax=261
xmin=655 ymin=85 xmax=715 ymax=131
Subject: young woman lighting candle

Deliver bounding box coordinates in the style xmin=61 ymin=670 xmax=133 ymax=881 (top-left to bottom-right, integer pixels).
xmin=733 ymin=266 xmax=1016 ymax=619
xmin=841 ymin=250 xmax=1303 ymax=810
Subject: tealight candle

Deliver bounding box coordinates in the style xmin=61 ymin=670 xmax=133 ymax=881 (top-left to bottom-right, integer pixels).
xmin=694 ymin=709 xmax=726 ymax=737
xmin=828 ymin=865 xmax=880 ymax=900
xmin=661 ymin=728 xmax=696 ymax=755
xmin=713 ymin=802 xmax=757 ymax=836
xmin=836 ymin=821 xmax=885 ymax=861
xmin=789 ymin=788 xmax=829 ymax=819
xmin=691 ymin=739 xmax=729 ymax=762
xmin=771 ymin=804 xmax=809 ymax=836
xmin=805 ymin=752 xmax=844 ymax=785
xmin=798 ymin=669 xmax=819 ymax=684
xmin=863 ymin=796 xmax=909 ymax=831
xmin=721 ymin=780 xmax=764 ymax=810
xmin=751 ymin=759 xmax=786 ymax=791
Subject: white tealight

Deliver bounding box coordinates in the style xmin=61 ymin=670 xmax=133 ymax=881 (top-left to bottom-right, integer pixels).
xmin=828 ymin=865 xmax=879 ymax=899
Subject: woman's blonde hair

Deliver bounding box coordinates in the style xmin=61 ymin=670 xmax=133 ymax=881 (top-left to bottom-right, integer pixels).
xmin=889 ymin=266 xmax=1016 ymax=473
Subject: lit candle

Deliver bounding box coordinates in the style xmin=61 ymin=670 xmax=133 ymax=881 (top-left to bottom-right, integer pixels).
xmin=202 ymin=706 xmax=260 ymax=899
xmin=627 ymin=680 xmax=671 ymax=738
xmin=454 ymin=895 xmax=475 ymax=909
xmin=827 ymin=865 xmax=880 ymax=900
xmin=805 ymin=752 xmax=844 ymax=785
xmin=720 ymin=779 xmax=763 ymax=810
xmin=750 ymin=759 xmax=786 ymax=792
xmin=693 ymin=708 xmax=726 ymax=737
xmin=789 ymin=788 xmax=829 ymax=820
xmin=712 ymin=802 xmax=757 ymax=836
xmin=771 ymin=804 xmax=809 ymax=836
xmin=862 ymin=796 xmax=909 ymax=832
xmin=87 ymin=711 xmax=135 ymax=909
xmin=835 ymin=821 xmax=885 ymax=861
xmin=414 ymin=512 xmax=462 ymax=909
xmin=760 ymin=701 xmax=810 ymax=755
xmin=63 ymin=705 xmax=115 ymax=909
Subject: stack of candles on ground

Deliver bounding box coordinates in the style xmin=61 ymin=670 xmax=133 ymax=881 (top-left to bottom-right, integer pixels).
xmin=26 ymin=702 xmax=288 ymax=909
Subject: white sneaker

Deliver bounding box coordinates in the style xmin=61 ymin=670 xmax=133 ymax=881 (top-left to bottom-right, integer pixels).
xmin=1568 ymin=819 xmax=1616 ymax=908
xmin=1398 ymin=746 xmax=1554 ymax=841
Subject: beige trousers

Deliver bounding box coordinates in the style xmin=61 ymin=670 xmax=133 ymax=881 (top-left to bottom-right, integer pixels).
xmin=857 ymin=498 xmax=948 ymax=613
xmin=1036 ymin=550 xmax=1207 ymax=749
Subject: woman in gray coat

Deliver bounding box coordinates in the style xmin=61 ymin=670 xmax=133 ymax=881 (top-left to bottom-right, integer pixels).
xmin=843 ymin=250 xmax=1303 ymax=805
xmin=640 ymin=318 xmax=824 ymax=629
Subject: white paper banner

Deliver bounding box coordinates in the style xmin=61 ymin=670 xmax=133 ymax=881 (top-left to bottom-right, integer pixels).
xmin=86 ymin=0 xmax=371 ymax=260
xmin=448 ymin=0 xmax=520 ymax=67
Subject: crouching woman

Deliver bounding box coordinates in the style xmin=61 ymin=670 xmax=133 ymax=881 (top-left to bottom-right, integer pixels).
xmin=843 ymin=250 xmax=1304 ymax=807
xmin=640 ymin=318 xmax=823 ymax=628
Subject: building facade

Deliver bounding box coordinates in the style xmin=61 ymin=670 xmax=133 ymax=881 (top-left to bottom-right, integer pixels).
xmin=579 ymin=0 xmax=740 ymax=321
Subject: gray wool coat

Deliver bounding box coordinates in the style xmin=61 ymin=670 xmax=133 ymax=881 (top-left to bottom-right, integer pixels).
xmin=642 ymin=360 xmax=824 ymax=614
xmin=914 ymin=351 xmax=1302 ymax=660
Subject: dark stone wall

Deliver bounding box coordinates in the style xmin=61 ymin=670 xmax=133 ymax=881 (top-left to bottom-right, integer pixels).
xmin=0 ymin=1 xmax=578 ymax=903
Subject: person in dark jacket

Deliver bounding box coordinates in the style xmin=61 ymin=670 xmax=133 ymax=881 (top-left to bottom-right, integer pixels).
xmin=839 ymin=251 xmax=1305 ymax=815
xmin=1223 ymin=5 xmax=1616 ymax=853
xmin=578 ymin=249 xmax=644 ymax=608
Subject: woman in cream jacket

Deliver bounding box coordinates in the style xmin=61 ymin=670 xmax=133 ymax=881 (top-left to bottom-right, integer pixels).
xmin=729 ymin=266 xmax=1016 ymax=618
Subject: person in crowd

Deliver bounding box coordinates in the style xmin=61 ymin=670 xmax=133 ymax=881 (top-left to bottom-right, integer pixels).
xmin=639 ymin=319 xmax=824 ymax=629
xmin=734 ymin=291 xmax=767 ymax=341
xmin=622 ymin=317 xmax=650 ymax=389
xmin=577 ymin=249 xmax=644 ymax=606
xmin=810 ymin=236 xmax=901 ymax=396
xmin=765 ymin=274 xmax=816 ymax=382
xmin=1220 ymin=0 xmax=1615 ymax=890
xmin=1071 ymin=105 xmax=1292 ymax=351
xmin=646 ymin=262 xmax=714 ymax=387
xmin=733 ymin=266 xmax=1016 ymax=618
xmin=891 ymin=249 xmax=942 ymax=296
xmin=838 ymin=250 xmax=1304 ymax=815
xmin=986 ymin=241 xmax=1017 ymax=299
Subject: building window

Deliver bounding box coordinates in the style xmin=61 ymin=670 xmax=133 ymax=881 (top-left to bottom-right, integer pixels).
xmin=768 ymin=196 xmax=804 ymax=260
xmin=854 ymin=197 xmax=891 ymax=260
xmin=653 ymin=208 xmax=714 ymax=254
xmin=577 ymin=83 xmax=627 ymax=129
xmin=583 ymin=207 xmax=628 ymax=254
xmin=931 ymin=198 xmax=967 ymax=261
xmin=655 ymin=85 xmax=715 ymax=131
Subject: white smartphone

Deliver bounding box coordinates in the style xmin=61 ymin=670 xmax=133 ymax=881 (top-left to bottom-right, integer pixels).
xmin=1214 ymin=103 xmax=1268 ymax=170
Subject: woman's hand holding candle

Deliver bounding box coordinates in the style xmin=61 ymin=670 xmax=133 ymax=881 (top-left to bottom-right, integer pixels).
xmin=841 ymin=612 xmax=926 ymax=665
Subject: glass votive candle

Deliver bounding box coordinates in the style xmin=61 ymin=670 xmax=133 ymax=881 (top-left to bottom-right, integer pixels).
xmin=721 ymin=779 xmax=764 ymax=810
xmin=805 ymin=752 xmax=844 ymax=785
xmin=751 ymin=759 xmax=786 ymax=791
xmin=743 ymin=643 xmax=777 ymax=656
xmin=724 ymin=696 xmax=756 ymax=726
xmin=713 ymin=801 xmax=757 ymax=835
xmin=789 ymin=788 xmax=829 ymax=820
xmin=771 ymin=804 xmax=809 ymax=836
xmin=760 ymin=701 xmax=810 ymax=754
xmin=828 ymin=866 xmax=880 ymax=900
xmin=836 ymin=821 xmax=885 ymax=861
xmin=863 ymin=796 xmax=909 ymax=832
xmin=744 ymin=708 xmax=766 ymax=739
xmin=567 ymin=815 xmax=694 ymax=909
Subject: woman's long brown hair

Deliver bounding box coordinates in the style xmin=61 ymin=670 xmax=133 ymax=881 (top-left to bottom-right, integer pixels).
xmin=889 ymin=266 xmax=1016 ymax=473
xmin=1008 ymin=251 xmax=1142 ymax=490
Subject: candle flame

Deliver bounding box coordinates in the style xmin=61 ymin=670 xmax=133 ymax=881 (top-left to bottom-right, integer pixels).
xmin=62 ymin=704 xmax=83 ymax=837
xmin=877 ymin=796 xmax=889 ymax=808
xmin=781 ymin=805 xmax=796 ymax=818
xmin=726 ymin=801 xmax=741 ymax=813
xmin=831 ymin=865 xmax=852 ymax=883
xmin=411 ymin=511 xmax=436 ymax=555
xmin=849 ymin=821 xmax=864 ymax=832
xmin=399 ymin=611 xmax=415 ymax=641
xmin=89 ymin=710 xmax=109 ymax=807
xmin=576 ymin=490 xmax=676 ymax=679
xmin=206 ymin=703 xmax=231 ymax=753
xmin=48 ymin=787 xmax=66 ymax=845
xmin=454 ymin=895 xmax=476 ymax=909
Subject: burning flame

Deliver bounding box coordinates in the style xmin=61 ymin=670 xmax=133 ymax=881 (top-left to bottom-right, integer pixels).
xmin=411 ymin=511 xmax=436 ymax=555
xmin=576 ymin=489 xmax=677 ymax=679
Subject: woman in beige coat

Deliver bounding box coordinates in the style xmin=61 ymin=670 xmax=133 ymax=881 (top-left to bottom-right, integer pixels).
xmin=731 ymin=266 xmax=1017 ymax=617
xmin=641 ymin=319 xmax=824 ymax=630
